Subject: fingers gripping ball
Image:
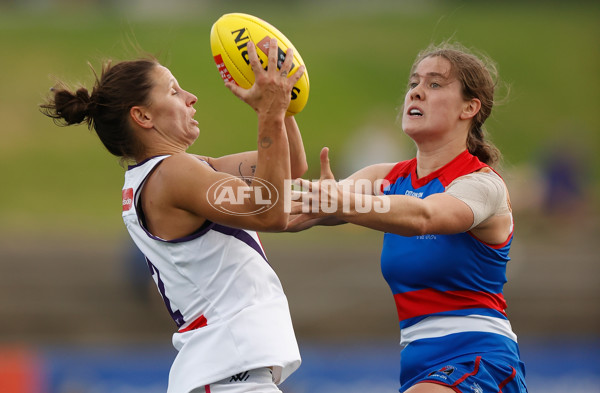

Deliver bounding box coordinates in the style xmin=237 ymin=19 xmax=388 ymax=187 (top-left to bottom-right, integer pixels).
xmin=210 ymin=13 xmax=310 ymax=116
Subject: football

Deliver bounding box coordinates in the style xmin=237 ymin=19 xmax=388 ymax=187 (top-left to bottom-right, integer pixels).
xmin=210 ymin=13 xmax=309 ymax=116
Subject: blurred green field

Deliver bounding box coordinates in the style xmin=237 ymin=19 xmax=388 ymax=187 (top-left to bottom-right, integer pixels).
xmin=0 ymin=1 xmax=598 ymax=236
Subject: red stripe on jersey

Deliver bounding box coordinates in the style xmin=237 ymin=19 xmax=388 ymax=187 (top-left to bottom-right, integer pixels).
xmin=498 ymin=366 xmax=517 ymax=392
xmin=393 ymin=288 xmax=507 ymax=321
xmin=382 ymin=150 xmax=489 ymax=193
xmin=178 ymin=314 xmax=208 ymax=333
xmin=434 ymin=150 xmax=487 ymax=188
xmin=382 ymin=159 xmax=416 ymax=193
xmin=468 ymin=230 xmax=514 ymax=249
xmin=453 ymin=356 xmax=481 ymax=386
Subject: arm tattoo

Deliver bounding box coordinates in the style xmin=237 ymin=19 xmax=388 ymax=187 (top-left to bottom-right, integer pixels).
xmin=259 ymin=136 xmax=273 ymax=149
xmin=238 ymin=162 xmax=256 ymax=185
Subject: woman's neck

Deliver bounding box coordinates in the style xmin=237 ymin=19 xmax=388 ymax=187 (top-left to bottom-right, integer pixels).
xmin=415 ymin=143 xmax=466 ymax=179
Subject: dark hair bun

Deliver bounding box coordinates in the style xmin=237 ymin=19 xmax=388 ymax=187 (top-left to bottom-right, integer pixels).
xmin=55 ymin=87 xmax=92 ymax=125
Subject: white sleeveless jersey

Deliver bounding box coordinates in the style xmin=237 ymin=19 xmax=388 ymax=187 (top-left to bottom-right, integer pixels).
xmin=122 ymin=155 xmax=300 ymax=393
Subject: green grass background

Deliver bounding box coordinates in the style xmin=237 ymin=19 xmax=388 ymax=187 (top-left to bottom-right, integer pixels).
xmin=0 ymin=0 xmax=598 ymax=236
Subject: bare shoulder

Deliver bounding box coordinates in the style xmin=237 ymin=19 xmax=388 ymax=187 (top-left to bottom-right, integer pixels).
xmin=346 ymin=162 xmax=397 ymax=182
xmin=342 ymin=162 xmax=397 ymax=195
xmin=164 ymin=152 xmax=211 ymax=167
xmin=157 ymin=153 xmax=213 ymax=178
xmin=370 ymin=162 xmax=397 ymax=176
xmin=142 ymin=153 xmax=217 ymax=200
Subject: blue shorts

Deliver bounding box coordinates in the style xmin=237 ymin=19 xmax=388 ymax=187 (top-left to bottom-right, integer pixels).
xmin=405 ymin=356 xmax=528 ymax=393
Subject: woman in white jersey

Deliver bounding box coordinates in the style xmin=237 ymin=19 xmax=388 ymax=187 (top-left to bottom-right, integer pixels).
xmin=41 ymin=40 xmax=305 ymax=393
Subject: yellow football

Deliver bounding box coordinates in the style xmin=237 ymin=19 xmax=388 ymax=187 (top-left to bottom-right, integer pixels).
xmin=210 ymin=13 xmax=309 ymax=116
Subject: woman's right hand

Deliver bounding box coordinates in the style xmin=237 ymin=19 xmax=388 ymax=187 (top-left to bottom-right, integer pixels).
xmin=226 ymin=38 xmax=305 ymax=117
xmin=285 ymin=147 xmax=346 ymax=232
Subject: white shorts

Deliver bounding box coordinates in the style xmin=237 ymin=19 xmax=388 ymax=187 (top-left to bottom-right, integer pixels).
xmin=192 ymin=368 xmax=282 ymax=393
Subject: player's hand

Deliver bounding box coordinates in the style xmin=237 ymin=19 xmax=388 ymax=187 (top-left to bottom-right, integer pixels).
xmin=292 ymin=147 xmax=341 ymax=217
xmin=318 ymin=147 xmax=334 ymax=181
xmin=226 ymin=39 xmax=305 ymax=116
xmin=285 ymin=212 xmax=323 ymax=232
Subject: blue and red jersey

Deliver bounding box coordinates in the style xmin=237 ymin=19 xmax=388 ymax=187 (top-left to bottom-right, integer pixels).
xmin=380 ymin=150 xmax=526 ymax=391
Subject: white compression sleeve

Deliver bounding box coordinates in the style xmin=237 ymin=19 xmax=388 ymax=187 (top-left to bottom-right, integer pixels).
xmin=445 ymin=171 xmax=510 ymax=230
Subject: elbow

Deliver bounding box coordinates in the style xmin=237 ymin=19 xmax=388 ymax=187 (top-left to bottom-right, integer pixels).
xmin=412 ymin=221 xmax=429 ymax=237
xmin=271 ymin=219 xmax=289 ymax=232
xmin=405 ymin=216 xmax=428 ymax=237
xmin=411 ymin=207 xmax=434 ymax=236
xmin=259 ymin=212 xmax=289 ymax=232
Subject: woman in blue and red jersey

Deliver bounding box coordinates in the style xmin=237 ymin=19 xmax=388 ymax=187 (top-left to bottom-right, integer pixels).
xmin=288 ymin=41 xmax=528 ymax=393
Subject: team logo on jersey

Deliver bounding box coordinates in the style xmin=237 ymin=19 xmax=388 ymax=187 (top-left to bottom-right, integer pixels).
xmin=427 ymin=365 xmax=455 ymax=380
xmin=229 ymin=371 xmax=251 ymax=382
xmin=122 ymin=188 xmax=133 ymax=211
